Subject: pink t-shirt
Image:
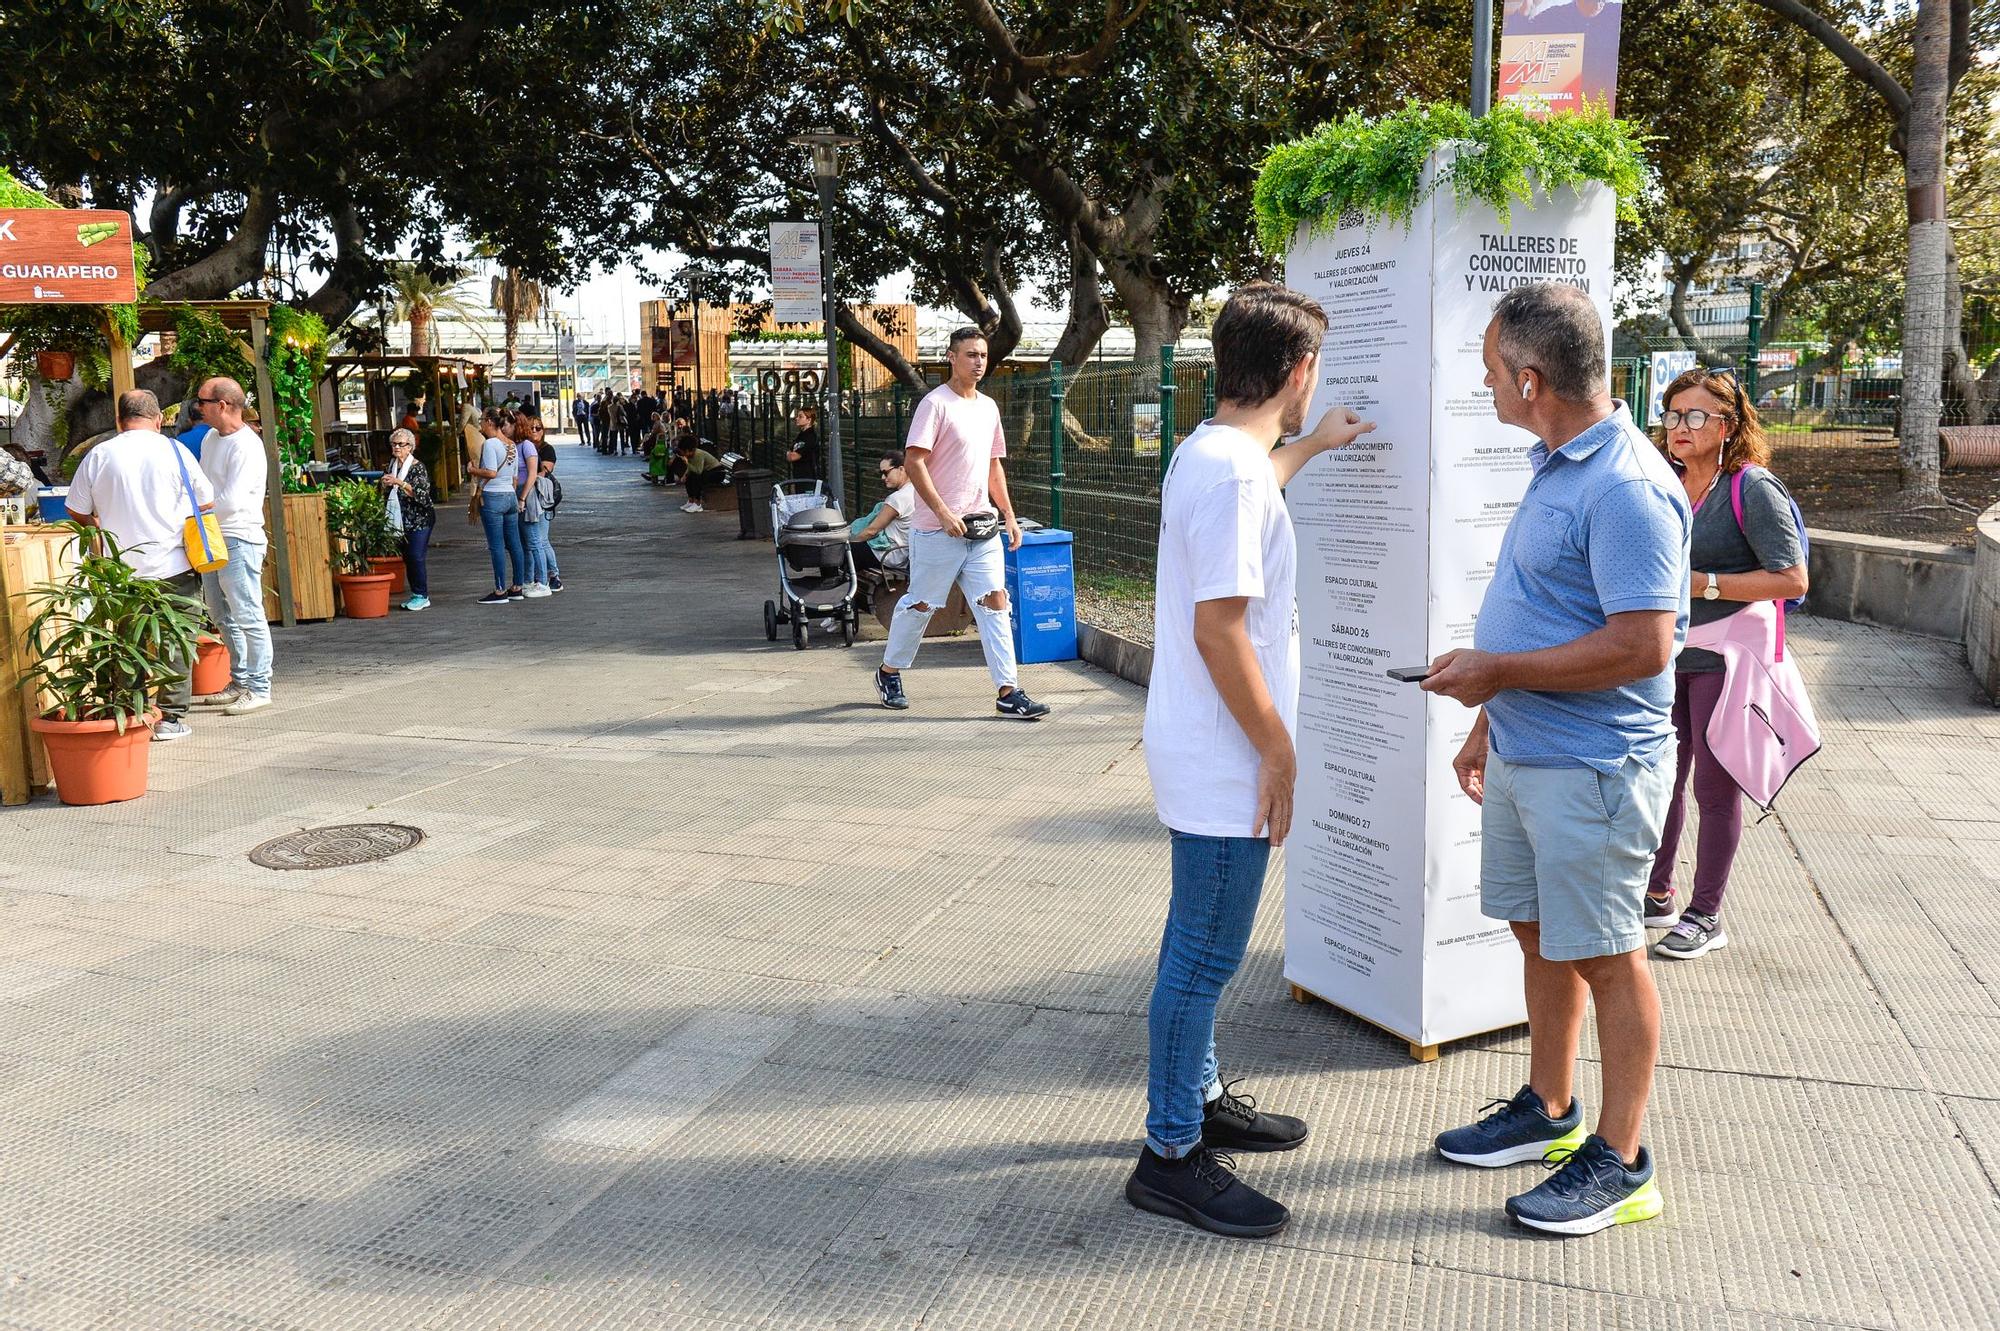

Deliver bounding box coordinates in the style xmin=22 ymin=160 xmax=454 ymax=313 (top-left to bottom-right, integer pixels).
xmin=905 ymin=384 xmax=1006 ymax=532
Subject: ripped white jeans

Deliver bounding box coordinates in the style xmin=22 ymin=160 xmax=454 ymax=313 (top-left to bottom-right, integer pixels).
xmin=882 ymin=527 xmax=1017 ymax=689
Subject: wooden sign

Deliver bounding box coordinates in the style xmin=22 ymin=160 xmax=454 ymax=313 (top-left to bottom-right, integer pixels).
xmin=0 ymin=209 xmax=138 ymax=304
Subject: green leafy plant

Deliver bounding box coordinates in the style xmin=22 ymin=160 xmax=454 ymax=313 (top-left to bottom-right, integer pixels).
xmin=167 ymin=305 xmax=256 ymax=389
xmin=267 ymin=305 xmax=328 ymax=493
xmin=24 ymin=522 xmax=207 ymax=729
xmin=322 ymin=479 xmax=399 ymax=573
xmin=1253 ymin=101 xmax=1651 ymax=253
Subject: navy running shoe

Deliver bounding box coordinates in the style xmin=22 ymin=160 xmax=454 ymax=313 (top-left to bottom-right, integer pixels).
xmin=875 ymin=667 xmax=909 ymax=710
xmin=995 ymin=688 xmax=1050 ymax=720
xmin=1436 ymin=1084 xmax=1587 ymax=1167
xmin=1505 ymin=1134 xmax=1663 ymax=1235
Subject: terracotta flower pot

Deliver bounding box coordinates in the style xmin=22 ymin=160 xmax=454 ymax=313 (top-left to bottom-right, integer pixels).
xmin=192 ymin=636 xmax=232 ymax=697
xmin=368 ymin=555 xmax=408 ymax=594
xmin=31 ymin=711 xmax=156 ymax=806
xmin=335 ymin=572 xmax=395 ymax=619
xmin=36 ymin=350 xmax=76 ymax=382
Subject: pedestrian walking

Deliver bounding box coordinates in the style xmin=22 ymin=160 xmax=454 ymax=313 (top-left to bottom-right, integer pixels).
xmin=1124 ymin=283 xmax=1373 ymax=1239
xmin=63 ymin=390 xmax=215 ymax=742
xmin=872 ymin=328 xmax=1049 ymax=720
xmin=189 ymin=376 xmax=275 ymax=715
xmin=471 ymin=407 xmax=528 ymax=604
xmin=572 ymin=394 xmax=591 ymax=446
xmin=1645 ymin=366 xmax=1808 ymax=959
xmin=380 ymin=428 xmax=435 ymax=611
xmin=1423 ymin=282 xmax=1690 ymax=1236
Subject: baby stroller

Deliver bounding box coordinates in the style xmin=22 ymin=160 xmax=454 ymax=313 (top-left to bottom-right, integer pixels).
xmin=763 ymin=480 xmax=861 ymax=649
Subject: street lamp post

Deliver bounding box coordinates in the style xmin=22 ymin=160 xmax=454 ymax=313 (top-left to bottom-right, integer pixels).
xmin=790 ymin=127 xmax=861 ymax=512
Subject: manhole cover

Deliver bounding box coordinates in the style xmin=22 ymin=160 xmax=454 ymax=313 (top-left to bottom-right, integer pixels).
xmin=249 ymin=823 xmax=425 ymax=870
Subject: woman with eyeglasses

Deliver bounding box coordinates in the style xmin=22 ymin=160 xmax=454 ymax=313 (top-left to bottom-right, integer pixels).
xmin=847 ymin=450 xmax=916 ymax=583
xmin=379 ymin=428 xmax=435 ymax=611
xmin=1646 ymin=366 xmax=1808 ymax=960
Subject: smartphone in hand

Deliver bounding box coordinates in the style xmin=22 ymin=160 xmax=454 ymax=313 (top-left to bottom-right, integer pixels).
xmin=1385 ymin=666 xmax=1431 ymax=684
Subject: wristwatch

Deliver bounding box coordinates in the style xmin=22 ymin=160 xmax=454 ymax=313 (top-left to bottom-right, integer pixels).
xmin=1700 ymin=572 xmax=1721 ymax=600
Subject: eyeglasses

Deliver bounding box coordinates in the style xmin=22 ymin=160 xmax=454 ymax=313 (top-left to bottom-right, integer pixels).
xmin=1660 ymin=408 xmax=1733 ymax=431
xmin=192 ymin=396 xmax=224 ymax=408
xmin=878 ymin=468 xmax=896 ymax=477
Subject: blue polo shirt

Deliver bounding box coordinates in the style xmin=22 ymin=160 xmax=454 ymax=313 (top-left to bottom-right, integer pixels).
xmin=1474 ymin=404 xmax=1690 ymax=773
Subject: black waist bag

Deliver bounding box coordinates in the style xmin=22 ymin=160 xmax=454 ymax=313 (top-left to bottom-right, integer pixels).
xmin=960 ymin=511 xmax=1000 ymax=541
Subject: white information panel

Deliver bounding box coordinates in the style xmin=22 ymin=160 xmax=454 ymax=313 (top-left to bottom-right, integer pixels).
xmin=769 ymin=222 xmax=824 ymax=324
xmin=1282 ymin=155 xmax=1615 ymax=1050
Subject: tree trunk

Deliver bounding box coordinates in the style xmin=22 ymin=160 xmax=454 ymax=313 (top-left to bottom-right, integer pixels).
xmin=834 ymin=306 xmax=926 ymax=396
xmin=1104 ymin=256 xmax=1187 ymax=371
xmin=504 ymin=313 xmax=518 ymax=378
xmin=410 ymin=306 xmax=432 ymax=358
xmin=1897 ymin=0 xmax=1950 ymax=500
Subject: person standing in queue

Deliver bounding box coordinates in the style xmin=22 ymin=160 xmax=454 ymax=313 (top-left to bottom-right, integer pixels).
xmin=873 ymin=328 xmax=1048 ymax=720
xmin=471 ymin=407 xmax=528 ymax=604
xmin=190 ymin=376 xmax=274 ymax=714
xmin=1644 ymin=367 xmax=1807 ymax=959
xmin=1124 ymin=283 xmax=1373 ymax=1239
xmin=787 ymin=406 xmax=823 ymax=485
xmin=1423 ymin=282 xmax=1689 ymax=1236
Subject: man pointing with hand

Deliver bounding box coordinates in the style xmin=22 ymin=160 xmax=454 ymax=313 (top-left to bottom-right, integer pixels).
xmin=1126 ymin=282 xmax=1374 ymax=1239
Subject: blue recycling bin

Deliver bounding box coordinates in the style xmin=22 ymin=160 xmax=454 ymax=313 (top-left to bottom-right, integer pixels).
xmin=1003 ymin=528 xmax=1078 ymax=664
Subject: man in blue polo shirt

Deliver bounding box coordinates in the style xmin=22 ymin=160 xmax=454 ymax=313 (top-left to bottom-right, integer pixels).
xmin=1421 ymin=282 xmax=1690 ymax=1236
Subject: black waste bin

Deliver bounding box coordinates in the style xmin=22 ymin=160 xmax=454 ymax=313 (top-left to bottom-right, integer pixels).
xmin=735 ymin=467 xmax=775 ymax=540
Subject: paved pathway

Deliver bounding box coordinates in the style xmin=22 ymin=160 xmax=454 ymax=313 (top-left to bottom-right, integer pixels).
xmin=4 ymin=442 xmax=1996 ymax=1330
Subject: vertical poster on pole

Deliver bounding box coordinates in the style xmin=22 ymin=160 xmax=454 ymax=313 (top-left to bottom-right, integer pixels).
xmin=1498 ymin=0 xmax=1628 ymax=117
xmin=769 ymin=223 xmax=823 ymax=324
xmin=1283 ymin=156 xmax=1616 ymax=1051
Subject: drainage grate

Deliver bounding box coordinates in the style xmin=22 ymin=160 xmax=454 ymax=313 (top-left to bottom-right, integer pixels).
xmin=249 ymin=823 xmax=425 ymax=870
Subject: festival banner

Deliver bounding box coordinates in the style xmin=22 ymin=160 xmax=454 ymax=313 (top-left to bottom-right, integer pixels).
xmin=1497 ymin=0 xmax=1627 ymax=117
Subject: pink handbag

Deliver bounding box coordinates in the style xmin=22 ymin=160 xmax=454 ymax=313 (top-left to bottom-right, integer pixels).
xmin=1684 ymin=599 xmax=1822 ymax=812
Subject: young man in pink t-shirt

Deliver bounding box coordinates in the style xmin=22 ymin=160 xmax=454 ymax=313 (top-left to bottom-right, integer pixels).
xmin=874 ymin=328 xmax=1050 ymax=719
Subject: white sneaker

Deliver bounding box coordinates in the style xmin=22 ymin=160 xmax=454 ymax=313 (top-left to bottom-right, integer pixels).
xmin=195 ymin=686 xmax=243 ymax=708
xmin=222 ymin=694 xmax=270 ymax=716
xmin=680 ymin=502 xmax=698 ymax=513
xmin=686 ymin=503 xmax=704 ymax=513
xmin=523 ymin=583 xmax=552 ymax=598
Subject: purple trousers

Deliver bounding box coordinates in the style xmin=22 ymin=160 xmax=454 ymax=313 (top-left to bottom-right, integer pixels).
xmin=1647 ymin=670 xmax=1743 ymax=917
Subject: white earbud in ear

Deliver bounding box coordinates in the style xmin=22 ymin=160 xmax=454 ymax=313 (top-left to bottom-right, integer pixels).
xmin=1519 ymin=382 xmax=1532 ymax=401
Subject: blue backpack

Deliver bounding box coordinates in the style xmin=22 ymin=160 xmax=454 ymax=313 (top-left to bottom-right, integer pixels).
xmin=1729 ymin=466 xmax=1809 ymax=613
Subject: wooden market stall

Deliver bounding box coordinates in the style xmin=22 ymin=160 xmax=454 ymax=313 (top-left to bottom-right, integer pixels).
xmin=321 ymin=354 xmax=487 ymax=497
xmin=0 ymin=524 xmax=82 ymax=804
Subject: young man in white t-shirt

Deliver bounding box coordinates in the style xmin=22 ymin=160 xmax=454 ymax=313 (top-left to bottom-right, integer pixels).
xmin=1127 ymin=283 xmax=1372 ymax=1239
xmin=191 ymin=376 xmax=275 ymax=714
xmin=874 ymin=328 xmax=1050 ymax=719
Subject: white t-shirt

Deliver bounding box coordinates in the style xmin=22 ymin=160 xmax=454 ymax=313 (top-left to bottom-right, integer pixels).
xmin=1143 ymin=422 xmax=1299 ymax=837
xmin=66 ymin=429 xmax=215 ymax=580
xmin=905 ymin=384 xmax=1005 ymax=531
xmin=196 ymin=425 xmax=268 ymax=543
xmin=881 ymin=483 xmax=916 ymax=552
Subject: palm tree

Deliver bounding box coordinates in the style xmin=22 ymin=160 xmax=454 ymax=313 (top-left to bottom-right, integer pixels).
xmin=489 ymin=267 xmax=546 ymax=378
xmin=387 ymin=263 xmax=482 ymax=357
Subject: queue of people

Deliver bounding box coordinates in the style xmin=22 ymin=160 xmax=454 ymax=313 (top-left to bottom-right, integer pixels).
xmin=469 ymin=404 xmax=566 ymax=604
xmin=1127 ymin=280 xmax=1808 ymax=1245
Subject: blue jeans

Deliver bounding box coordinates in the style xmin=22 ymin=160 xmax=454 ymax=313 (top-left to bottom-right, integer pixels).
xmin=538 ymin=512 xmax=560 ymax=578
xmin=521 ymin=516 xmax=549 ymax=585
xmin=480 ymin=491 xmax=526 ymax=590
xmin=1145 ymin=831 xmax=1271 ymax=1157
xmin=403 ymin=525 xmax=431 ymax=597
xmin=200 ymin=535 xmax=273 ymax=696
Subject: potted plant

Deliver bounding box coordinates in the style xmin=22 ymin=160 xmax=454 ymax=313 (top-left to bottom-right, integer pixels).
xmin=24 ymin=522 xmax=206 ymax=805
xmin=191 ymin=634 xmax=232 ymax=697
xmin=323 ymin=480 xmax=399 ymax=618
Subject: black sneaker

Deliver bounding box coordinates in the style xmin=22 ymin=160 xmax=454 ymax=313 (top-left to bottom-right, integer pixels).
xmin=1654 ymin=911 xmax=1727 ymax=960
xmin=995 ymin=688 xmax=1050 ymax=720
xmin=875 ymin=667 xmax=909 ymax=710
xmin=548 ymin=575 xmax=564 ymax=592
xmin=479 ymin=591 xmax=512 ymax=606
xmin=1124 ymin=1145 xmax=1288 ymax=1239
xmin=1202 ymin=1079 xmax=1308 ymax=1153
xmin=505 ymin=586 xmax=526 ymax=602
